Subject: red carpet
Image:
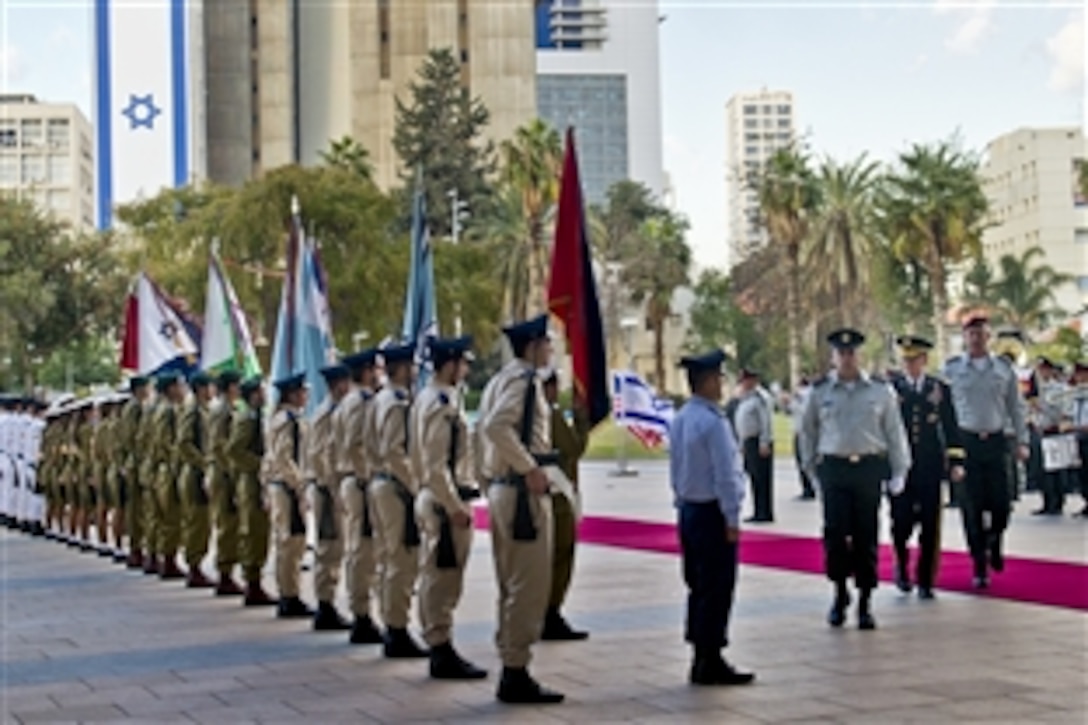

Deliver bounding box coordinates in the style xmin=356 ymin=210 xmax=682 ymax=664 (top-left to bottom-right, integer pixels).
xmin=473 ymin=509 xmax=1088 ymax=612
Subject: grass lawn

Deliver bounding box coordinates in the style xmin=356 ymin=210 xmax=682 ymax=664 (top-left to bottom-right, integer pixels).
xmin=585 ymin=412 xmax=796 ymax=461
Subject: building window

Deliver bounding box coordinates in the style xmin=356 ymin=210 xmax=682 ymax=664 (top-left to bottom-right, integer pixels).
xmin=763 ymin=118 xmax=773 ymax=128
xmin=20 ymin=119 xmax=44 ymax=147
xmin=47 ymin=155 xmax=70 ymax=184
xmin=47 ymin=119 xmax=69 ymax=149
xmin=0 ymin=128 xmax=15 ymax=148
xmin=777 ymin=104 xmax=791 ymax=114
xmin=745 ymin=145 xmax=758 ymax=156
xmin=21 ymin=154 xmax=46 ymax=183
xmin=777 ymin=118 xmax=790 ymax=128
xmin=1075 ymin=229 xmax=1088 ymax=244
xmin=744 ymin=119 xmax=757 ymax=129
xmin=745 ymin=132 xmax=759 ymax=142
xmin=460 ymin=49 xmax=469 ymax=64
xmin=0 ymin=155 xmax=16 ymax=183
xmin=378 ymin=0 xmax=391 ymax=80
xmin=762 ymin=104 xmax=772 ymax=113
xmin=1078 ymin=276 xmax=1088 ymax=292
xmin=743 ymin=104 xmax=756 ymax=115
xmin=777 ymin=132 xmax=791 ymax=141
xmin=48 ymin=189 xmax=69 ymax=211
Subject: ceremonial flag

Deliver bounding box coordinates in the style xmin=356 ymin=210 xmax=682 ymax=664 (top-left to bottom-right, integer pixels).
xmin=548 ymin=128 xmax=610 ymax=427
xmin=401 ymin=168 xmax=438 ymax=387
xmin=612 ymin=370 xmax=674 ymax=449
xmin=119 ymin=271 xmax=200 ymax=376
xmin=200 ymin=251 xmax=261 ymax=377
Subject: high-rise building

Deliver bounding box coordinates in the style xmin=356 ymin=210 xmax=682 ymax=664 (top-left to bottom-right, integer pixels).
xmin=204 ymin=1 xmax=537 ymax=191
xmin=0 ymin=94 xmax=95 ymax=230
xmin=535 ymin=0 xmax=665 ymax=206
xmin=980 ymin=127 xmax=1088 ymax=317
xmin=725 ymin=89 xmax=796 ymax=266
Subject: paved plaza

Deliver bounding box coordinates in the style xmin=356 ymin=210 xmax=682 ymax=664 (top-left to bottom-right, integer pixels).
xmin=2 ymin=461 xmax=1086 ymax=723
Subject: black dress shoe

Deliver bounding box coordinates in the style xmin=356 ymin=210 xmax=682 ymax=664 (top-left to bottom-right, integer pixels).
xmin=858 ymin=611 xmax=877 ymax=631
xmin=497 ymin=667 xmax=564 ymax=704
xmin=918 ymin=586 xmax=936 ymax=600
xmin=827 ymin=591 xmax=850 ymax=628
xmin=429 ymin=642 xmax=488 ymax=680
xmin=895 ymin=571 xmax=912 ymax=594
xmin=276 ymin=597 xmax=314 ymax=619
xmin=541 ymin=609 xmax=589 ymax=641
xmin=383 ymin=627 xmax=428 ymax=658
xmin=973 ymin=575 xmax=990 ymax=589
xmin=313 ymin=602 xmax=351 ymax=631
xmin=1032 ymin=508 xmax=1049 ymax=516
xmin=690 ymin=657 xmax=755 ymax=686
xmin=989 ymin=548 xmax=1004 ymax=573
xmin=349 ymin=615 xmax=384 ymax=645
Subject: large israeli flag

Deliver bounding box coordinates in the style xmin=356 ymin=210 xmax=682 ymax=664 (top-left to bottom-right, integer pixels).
xmin=94 ymin=0 xmax=194 ymax=228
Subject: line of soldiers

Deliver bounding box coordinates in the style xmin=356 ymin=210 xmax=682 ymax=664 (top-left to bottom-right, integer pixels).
xmin=1 ymin=316 xmax=590 ymax=706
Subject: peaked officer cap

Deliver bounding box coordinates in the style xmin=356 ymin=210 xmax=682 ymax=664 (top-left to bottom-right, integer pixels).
xmin=679 ymin=349 xmax=728 ymax=372
xmin=430 ymin=336 xmax=474 ymax=368
xmin=827 ymin=328 xmax=866 ymax=350
xmin=189 ymin=371 xmax=215 ymax=389
xmin=502 ymin=314 xmax=549 ymax=347
xmin=240 ymin=376 xmax=264 ymax=397
xmin=380 ymin=343 xmax=416 ymax=366
xmin=896 ymin=335 xmax=933 ymax=358
xmin=320 ymin=363 xmax=351 ymax=383
xmin=343 ymin=348 xmax=379 ymax=371
xmin=217 ymin=370 xmax=243 ymax=388
xmin=273 ymin=372 xmax=307 ymax=393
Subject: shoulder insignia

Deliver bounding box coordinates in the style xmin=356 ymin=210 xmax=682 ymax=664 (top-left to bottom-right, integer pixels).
xmin=437 ymin=391 xmax=450 ymax=407
xmin=811 ymin=376 xmax=829 ymax=388
xmin=394 ymin=389 xmax=408 ymax=402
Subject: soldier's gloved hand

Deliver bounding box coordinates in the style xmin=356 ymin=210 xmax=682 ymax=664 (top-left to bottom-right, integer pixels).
xmin=887 ymin=476 xmax=906 ymax=497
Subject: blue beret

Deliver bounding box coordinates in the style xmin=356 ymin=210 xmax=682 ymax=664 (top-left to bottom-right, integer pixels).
xmin=240 ymin=376 xmax=263 ymax=397
xmin=343 ymin=348 xmax=379 ymax=371
xmin=429 ymin=335 xmax=474 ymax=367
xmin=827 ymin=328 xmax=865 ymax=350
xmin=128 ymin=375 xmax=150 ymax=391
xmin=679 ymin=349 xmax=728 ymax=372
xmin=217 ymin=370 xmax=243 ymax=388
xmin=189 ymin=371 xmax=215 ymax=388
xmin=155 ymin=370 xmax=183 ymax=392
xmin=502 ymin=314 xmax=549 ymax=347
xmin=381 ymin=343 xmax=416 ymax=365
xmin=320 ymin=363 xmax=350 ymax=383
xmin=273 ymin=372 xmax=307 ymax=393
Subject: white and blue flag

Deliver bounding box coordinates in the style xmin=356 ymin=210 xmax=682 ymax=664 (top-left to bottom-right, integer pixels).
xmin=612 ymin=370 xmax=674 ymax=449
xmin=401 ymin=168 xmax=439 ymax=389
xmin=94 ymin=0 xmax=195 ymax=228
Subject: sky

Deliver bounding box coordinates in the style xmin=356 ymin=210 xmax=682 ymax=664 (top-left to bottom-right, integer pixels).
xmin=1 ymin=0 xmax=1084 ymax=273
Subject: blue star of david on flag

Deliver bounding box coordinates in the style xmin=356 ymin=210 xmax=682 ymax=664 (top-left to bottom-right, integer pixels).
xmin=121 ymin=93 xmax=162 ymax=130
xmin=160 ymin=321 xmax=178 ymax=340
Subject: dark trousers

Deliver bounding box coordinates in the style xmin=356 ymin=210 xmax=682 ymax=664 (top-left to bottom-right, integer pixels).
xmin=1039 ymin=454 xmax=1067 ymax=514
xmin=794 ymin=434 xmax=814 ymax=497
xmin=817 ymin=457 xmax=883 ymax=590
xmin=679 ymin=502 xmax=737 ymax=653
xmin=743 ymin=438 xmax=773 ymax=520
xmin=961 ymin=434 xmax=1011 ymax=569
xmin=890 ymin=463 xmax=942 ymax=588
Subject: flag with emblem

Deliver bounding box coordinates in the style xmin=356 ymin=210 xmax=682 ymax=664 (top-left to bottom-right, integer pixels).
xmin=401 ymin=167 xmax=438 ymax=389
xmin=94 ymin=0 xmax=197 ymax=228
xmin=612 ymin=371 xmax=674 ymax=449
xmin=120 ymin=271 xmax=200 ymax=376
xmin=200 ymin=251 xmax=262 ymax=378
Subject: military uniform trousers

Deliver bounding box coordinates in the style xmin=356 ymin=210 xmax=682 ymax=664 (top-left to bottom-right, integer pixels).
xmin=309 ymin=481 xmax=344 ymax=603
xmin=1038 ymin=432 xmax=1071 ymax=513
xmin=124 ymin=464 xmax=145 ymax=554
xmin=679 ymin=501 xmax=738 ymax=652
xmin=890 ymin=458 xmax=943 ymax=589
xmin=140 ymin=461 xmax=161 ymax=555
xmin=1005 ymin=434 xmax=1025 ymax=502
xmin=268 ymin=482 xmax=306 ymax=598
xmin=236 ymin=472 xmax=270 ymax=584
xmin=209 ymin=466 xmax=239 ymax=573
xmin=340 ymin=475 xmax=380 ymax=619
xmin=179 ymin=465 xmax=210 ymax=568
xmin=549 ymin=491 xmax=577 ymax=609
xmin=370 ymin=475 xmax=419 ymax=629
xmin=487 ymin=482 xmax=553 ymax=669
xmin=155 ymin=465 xmax=182 ymax=557
xmin=415 ymin=488 xmax=473 ymax=647
xmin=742 ymin=437 xmax=774 ymax=520
xmin=961 ymin=432 xmax=1011 ymax=568
xmin=817 ymin=456 xmax=885 ymax=590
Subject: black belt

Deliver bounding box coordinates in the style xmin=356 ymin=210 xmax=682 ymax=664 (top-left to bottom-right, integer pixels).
xmin=962 ymin=430 xmax=1003 ymax=441
xmin=821 ymin=454 xmax=885 ymax=465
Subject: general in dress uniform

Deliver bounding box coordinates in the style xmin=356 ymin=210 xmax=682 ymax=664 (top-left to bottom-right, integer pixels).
xmin=889 ymin=336 xmax=965 ymax=599
xmin=177 ymin=372 xmax=215 ymax=587
xmin=942 ymin=316 xmax=1029 ymax=589
xmin=477 ymin=315 xmax=564 ymax=705
xmin=208 ymin=371 xmax=246 ymax=596
xmin=370 ymin=343 xmax=428 ymax=658
xmin=411 ymin=336 xmax=487 ymax=680
xmin=669 ymin=349 xmax=755 ymax=687
xmin=734 ymin=368 xmax=775 ymax=523
xmin=800 ymin=329 xmax=911 ymax=630
xmin=333 ymin=348 xmax=385 ymax=645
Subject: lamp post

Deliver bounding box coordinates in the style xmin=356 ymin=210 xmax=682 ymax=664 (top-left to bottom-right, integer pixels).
xmin=610 ymin=317 xmax=640 ymax=478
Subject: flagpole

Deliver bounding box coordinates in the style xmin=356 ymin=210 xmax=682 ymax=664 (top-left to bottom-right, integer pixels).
xmin=610 ymin=318 xmax=639 ymax=478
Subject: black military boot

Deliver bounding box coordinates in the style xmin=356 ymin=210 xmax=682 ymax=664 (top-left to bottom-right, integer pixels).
xmin=894 ymin=548 xmax=912 ymax=593
xmin=541 ymin=607 xmax=589 ymax=641
xmin=313 ymin=601 xmax=351 ymax=631
xmin=496 ymin=667 xmax=564 ymax=704
xmin=827 ymin=582 xmax=850 ymax=628
xmin=972 ymin=559 xmax=990 ymax=589
xmin=690 ymin=649 xmax=755 ymax=686
xmin=276 ymin=596 xmax=314 ymax=619
xmin=243 ymin=581 xmax=277 ymax=607
xmin=429 ymin=641 xmax=487 ymax=680
xmin=348 ymin=615 xmax=383 ymax=645
xmin=857 ymin=589 xmax=877 ymax=631
xmin=383 ymin=627 xmax=428 ymax=658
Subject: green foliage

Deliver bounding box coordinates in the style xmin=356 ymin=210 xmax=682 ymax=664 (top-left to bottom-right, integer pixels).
xmin=393 ymin=48 xmax=496 ymax=238
xmin=989 ymin=246 xmax=1072 ymax=332
xmin=686 ymin=269 xmax=735 ymax=353
xmin=35 ymin=337 xmax=121 ymax=390
xmin=320 ymin=136 xmax=373 ymax=180
xmin=1031 ymin=327 xmax=1085 ymax=368
xmin=591 ymin=180 xmax=661 ymax=262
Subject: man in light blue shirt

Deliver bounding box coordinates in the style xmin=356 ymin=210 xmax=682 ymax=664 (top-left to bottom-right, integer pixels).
xmin=669 ymin=349 xmax=753 ymax=688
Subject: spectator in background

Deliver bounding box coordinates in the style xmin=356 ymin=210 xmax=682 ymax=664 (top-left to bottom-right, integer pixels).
xmin=791 ymin=377 xmax=816 ymax=500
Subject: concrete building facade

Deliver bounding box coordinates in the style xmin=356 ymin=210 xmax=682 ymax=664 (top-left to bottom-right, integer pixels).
xmin=0 ymin=94 xmax=95 ymax=230
xmin=725 ymin=89 xmax=796 ymax=266
xmin=535 ymin=0 xmax=665 ymax=206
xmin=980 ymin=127 xmax=1088 ymax=318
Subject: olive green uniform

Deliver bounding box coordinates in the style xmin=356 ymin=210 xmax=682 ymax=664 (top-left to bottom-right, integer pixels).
xmin=227 ymin=404 xmax=270 ymax=585
xmin=139 ymin=400 xmax=161 ymax=560
xmin=152 ymin=400 xmax=182 ymax=562
xmin=208 ymin=399 xmax=240 ymax=578
xmin=549 ymin=406 xmax=589 ymax=610
xmin=177 ymin=399 xmax=211 ymax=570
xmin=119 ymin=398 xmax=145 ymax=557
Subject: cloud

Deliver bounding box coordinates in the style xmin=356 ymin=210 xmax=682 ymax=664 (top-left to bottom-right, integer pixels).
xmin=0 ymin=45 xmax=24 ymax=87
xmin=910 ymin=53 xmax=930 ymax=71
xmin=1045 ymin=11 xmax=1084 ymax=93
xmin=933 ymin=0 xmax=997 ymax=54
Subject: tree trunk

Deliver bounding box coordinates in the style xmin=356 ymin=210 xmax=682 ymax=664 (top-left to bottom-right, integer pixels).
xmin=931 ymin=260 xmax=948 ymax=359
xmin=527 ymin=220 xmax=547 ymax=317
xmin=653 ymin=313 xmax=666 ymax=394
xmin=787 ymin=244 xmax=803 ymax=389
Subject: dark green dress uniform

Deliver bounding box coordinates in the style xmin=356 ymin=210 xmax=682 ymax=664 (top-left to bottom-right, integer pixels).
xmin=209 ymin=370 xmax=244 ymax=595
xmin=152 ymin=372 xmax=184 ymax=579
xmin=120 ymin=378 xmax=148 ymax=568
xmin=139 ymin=394 xmax=162 ymax=573
xmin=177 ymin=372 xmax=213 ymax=586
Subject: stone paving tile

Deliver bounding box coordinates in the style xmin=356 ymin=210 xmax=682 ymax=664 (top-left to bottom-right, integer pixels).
xmin=11 ymin=704 xmax=126 ymax=722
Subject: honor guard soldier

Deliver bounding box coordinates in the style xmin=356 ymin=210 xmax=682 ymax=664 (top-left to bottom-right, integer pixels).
xmin=477 ymin=315 xmax=564 ymax=705
xmin=0 ymin=396 xmax=11 ymax=528
xmin=227 ymin=377 xmax=276 ymax=606
xmin=153 ymin=371 xmax=187 ymax=580
xmin=39 ymin=404 xmax=62 ymax=539
xmin=669 ymin=349 xmax=755 ymax=687
xmin=267 ymin=373 xmax=313 ymax=618
xmin=410 ymin=336 xmax=487 ymax=680
xmin=942 ymin=316 xmax=1029 ymax=588
xmin=178 ymin=372 xmax=216 ymax=587
xmin=890 ymin=336 xmax=965 ymax=599
xmin=1068 ymin=362 xmax=1088 ymax=517
xmin=371 ymin=343 xmax=428 ymax=658
xmin=94 ymin=395 xmax=122 ymax=558
xmin=121 ymin=377 xmax=150 ymax=569
xmin=208 ymin=371 xmax=245 ymax=596
xmin=309 ymin=363 xmax=352 ymax=631
xmin=334 ymin=349 xmax=385 ymax=645
xmin=26 ymin=399 xmax=48 ymax=537
xmin=139 ymin=380 xmax=164 ymax=574
xmin=75 ymin=399 xmax=96 ymax=551
xmin=1033 ymin=357 xmax=1071 ymax=515
xmin=800 ymin=329 xmax=911 ymax=630
xmin=734 ymin=368 xmax=775 ymax=523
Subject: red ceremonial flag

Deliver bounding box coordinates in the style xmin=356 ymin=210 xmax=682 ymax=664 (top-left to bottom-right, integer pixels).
xmin=119 ymin=287 xmax=139 ymax=371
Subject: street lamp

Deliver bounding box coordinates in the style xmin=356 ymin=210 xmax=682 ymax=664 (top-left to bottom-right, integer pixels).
xmin=610 ymin=317 xmax=640 ymax=478
xmin=447 ymin=189 xmax=470 ymax=244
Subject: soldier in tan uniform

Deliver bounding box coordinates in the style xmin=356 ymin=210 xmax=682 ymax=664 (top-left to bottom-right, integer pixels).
xmin=371 ymin=343 xmax=428 ymax=658
xmin=412 ymin=336 xmax=487 ymax=680
xmin=335 ymin=348 xmax=385 ymax=645
xmin=267 ymin=373 xmax=313 ymax=618
xmin=208 ymin=371 xmax=245 ymax=596
xmin=309 ymin=363 xmax=352 ymax=630
xmin=477 ymin=315 xmax=564 ymax=705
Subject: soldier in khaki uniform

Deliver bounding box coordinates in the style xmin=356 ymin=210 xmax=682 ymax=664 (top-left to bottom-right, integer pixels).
xmin=209 ymin=370 xmax=245 ymax=596
xmin=227 ymin=377 xmax=276 ymax=606
xmin=120 ymin=377 xmax=150 ymax=569
xmin=309 ymin=363 xmax=352 ymax=631
xmin=412 ymin=336 xmax=486 ymax=680
xmin=152 ymin=371 xmax=187 ymax=580
xmin=75 ymin=401 xmax=96 ymax=551
xmin=104 ymin=393 xmax=131 ymax=563
xmin=267 ymin=373 xmax=313 ymax=618
xmin=93 ymin=396 xmax=122 ymax=558
xmin=371 ymin=343 xmax=428 ymax=658
xmin=477 ymin=315 xmax=564 ymax=705
xmin=177 ymin=372 xmax=215 ymax=587
xmin=139 ymin=384 xmax=163 ymax=574
xmin=335 ymin=349 xmax=385 ymax=645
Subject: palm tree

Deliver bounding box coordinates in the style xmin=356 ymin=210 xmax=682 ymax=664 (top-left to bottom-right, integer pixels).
xmin=498 ymin=119 xmax=563 ymax=317
xmin=319 ymin=136 xmax=373 ymax=181
xmin=805 ymin=154 xmax=882 ymax=329
xmin=990 ymin=246 xmax=1073 ymax=332
xmin=465 ymin=188 xmax=529 ymax=322
xmin=622 ymin=210 xmax=692 ymax=392
xmin=755 ymin=146 xmax=821 ymax=388
xmin=959 ymin=255 xmax=999 ymax=311
xmin=879 ymin=140 xmax=988 ymax=355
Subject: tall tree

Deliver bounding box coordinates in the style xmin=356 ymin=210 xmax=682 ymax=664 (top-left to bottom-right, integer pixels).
xmin=468 ymin=188 xmax=531 ymax=322
xmin=960 ymin=254 xmax=999 ymax=311
xmin=622 ymin=210 xmax=692 ymax=392
xmin=686 ymin=269 xmax=735 ymax=354
xmin=879 ymin=140 xmax=988 ymax=355
xmin=320 ymin=136 xmax=373 ymax=181
xmin=990 ymin=246 xmax=1073 ymax=332
xmin=393 ymin=47 xmax=495 ymax=238
xmin=754 ymin=146 xmax=821 ymax=388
